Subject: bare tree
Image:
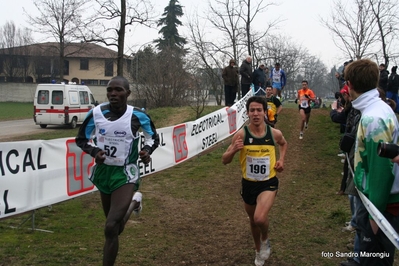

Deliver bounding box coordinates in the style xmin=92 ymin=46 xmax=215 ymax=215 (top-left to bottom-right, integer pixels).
xmin=187 ymin=15 xmax=225 ymax=105
xmin=327 ymin=67 xmax=341 ymax=96
xmin=237 ymin=0 xmax=279 ymax=57
xmin=301 ymin=55 xmax=329 ymax=96
xmin=207 ymin=0 xmax=244 ymax=62
xmin=186 ymin=58 xmax=211 ymax=118
xmin=369 ymin=0 xmax=399 ymax=67
xmin=0 ymin=21 xmax=18 ymax=81
xmin=84 ymin=0 xmax=155 ymax=76
xmin=321 ymin=0 xmax=380 ymax=61
xmin=26 ymin=0 xmax=90 ymax=81
xmin=263 ymin=34 xmax=307 ymax=97
xmin=192 ymin=0 xmax=279 ymax=100
xmin=0 ymin=21 xmax=33 ymax=82
xmin=16 ymin=28 xmax=34 ymax=82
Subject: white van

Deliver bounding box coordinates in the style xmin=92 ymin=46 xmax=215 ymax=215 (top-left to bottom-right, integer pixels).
xmin=33 ymin=83 xmax=97 ymax=129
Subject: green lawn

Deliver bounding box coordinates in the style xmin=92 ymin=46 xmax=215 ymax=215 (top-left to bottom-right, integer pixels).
xmin=0 ymin=102 xmax=33 ymax=121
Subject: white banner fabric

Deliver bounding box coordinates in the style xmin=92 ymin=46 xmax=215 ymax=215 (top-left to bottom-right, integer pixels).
xmin=0 ymin=91 xmax=253 ymax=219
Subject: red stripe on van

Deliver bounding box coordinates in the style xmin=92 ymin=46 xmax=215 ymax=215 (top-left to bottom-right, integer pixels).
xmin=35 ymin=108 xmax=92 ymax=114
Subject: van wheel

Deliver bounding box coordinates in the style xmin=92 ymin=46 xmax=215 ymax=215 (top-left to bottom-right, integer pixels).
xmin=70 ymin=117 xmax=77 ymax=129
xmin=40 ymin=124 xmax=47 ymax=128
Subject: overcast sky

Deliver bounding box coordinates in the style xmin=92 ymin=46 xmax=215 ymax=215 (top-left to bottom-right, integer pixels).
xmin=0 ymin=0 xmax=345 ymax=68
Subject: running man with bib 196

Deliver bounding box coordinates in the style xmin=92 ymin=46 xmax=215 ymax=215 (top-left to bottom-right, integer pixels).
xmin=222 ymin=96 xmax=287 ymax=266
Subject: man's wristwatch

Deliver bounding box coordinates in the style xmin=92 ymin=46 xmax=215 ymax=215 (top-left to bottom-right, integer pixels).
xmin=142 ymin=148 xmax=151 ymax=154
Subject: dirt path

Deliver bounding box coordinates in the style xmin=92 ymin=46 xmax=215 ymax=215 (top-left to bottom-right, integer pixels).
xmin=119 ymin=107 xmax=340 ymax=266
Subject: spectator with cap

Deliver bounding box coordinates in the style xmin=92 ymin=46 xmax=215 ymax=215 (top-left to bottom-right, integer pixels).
xmin=252 ymin=63 xmax=267 ymax=96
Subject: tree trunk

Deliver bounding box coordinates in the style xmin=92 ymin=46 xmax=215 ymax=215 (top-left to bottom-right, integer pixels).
xmin=117 ymin=0 xmax=126 ymax=76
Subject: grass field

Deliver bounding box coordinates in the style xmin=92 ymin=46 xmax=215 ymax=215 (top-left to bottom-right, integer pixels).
xmin=0 ymin=102 xmax=33 ymax=121
xmin=0 ymin=102 xmax=398 ymax=266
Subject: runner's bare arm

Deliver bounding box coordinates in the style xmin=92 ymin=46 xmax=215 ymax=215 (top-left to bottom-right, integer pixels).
xmin=309 ymin=91 xmax=316 ymax=101
xmin=276 ymin=104 xmax=283 ymax=114
xmin=272 ymin=128 xmax=287 ymax=172
xmin=222 ymin=129 xmax=245 ymax=165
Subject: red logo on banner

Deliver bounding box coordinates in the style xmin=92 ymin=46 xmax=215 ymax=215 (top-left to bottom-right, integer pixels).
xmin=172 ymin=124 xmax=188 ymax=163
xmin=66 ymin=139 xmax=95 ymax=196
xmin=226 ymin=107 xmax=237 ymax=134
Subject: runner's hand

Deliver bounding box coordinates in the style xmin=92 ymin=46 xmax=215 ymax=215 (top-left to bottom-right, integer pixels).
xmin=95 ymin=150 xmax=106 ymax=164
xmin=139 ymin=150 xmax=151 ymax=165
xmin=234 ymin=136 xmax=244 ymax=152
xmin=274 ymin=159 xmax=284 ymax=172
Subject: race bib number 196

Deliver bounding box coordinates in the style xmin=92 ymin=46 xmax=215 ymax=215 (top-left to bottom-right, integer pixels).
xmin=246 ymin=155 xmax=271 ymax=181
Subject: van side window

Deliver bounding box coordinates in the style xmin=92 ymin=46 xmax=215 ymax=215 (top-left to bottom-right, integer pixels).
xmin=37 ymin=90 xmax=49 ymax=104
xmin=52 ymin=90 xmax=63 ymax=105
xmin=79 ymin=91 xmax=89 ymax=104
xmin=69 ymin=91 xmax=79 ymax=105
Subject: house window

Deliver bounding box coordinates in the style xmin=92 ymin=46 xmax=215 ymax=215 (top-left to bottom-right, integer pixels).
xmin=80 ymin=58 xmax=89 ymax=70
xmin=81 ymin=79 xmax=99 ymax=85
xmin=100 ymin=80 xmax=110 ymax=85
xmin=64 ymin=60 xmax=69 ymax=75
xmin=104 ymin=59 xmax=113 ymax=77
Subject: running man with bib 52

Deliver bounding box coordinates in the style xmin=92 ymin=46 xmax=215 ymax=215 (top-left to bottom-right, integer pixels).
xmin=296 ymin=80 xmax=316 ymax=140
xmin=222 ymin=96 xmax=287 ymax=266
xmin=76 ymin=76 xmax=159 ymax=266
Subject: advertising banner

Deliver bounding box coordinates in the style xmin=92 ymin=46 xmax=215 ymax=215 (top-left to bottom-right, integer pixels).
xmin=0 ymin=91 xmax=253 ymax=219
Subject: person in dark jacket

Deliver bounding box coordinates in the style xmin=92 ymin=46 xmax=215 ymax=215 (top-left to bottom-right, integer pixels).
xmin=330 ymin=85 xmax=350 ymax=197
xmin=222 ymin=59 xmax=239 ymax=107
xmin=387 ymin=66 xmax=399 ymax=113
xmin=379 ymin=63 xmax=389 ymax=92
xmin=252 ymin=63 xmax=266 ymax=96
xmin=239 ymin=56 xmax=252 ymax=97
xmin=339 ymin=97 xmax=362 ymax=266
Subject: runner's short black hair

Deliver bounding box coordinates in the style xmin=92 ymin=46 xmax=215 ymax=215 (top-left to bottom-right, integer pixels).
xmin=246 ymin=96 xmax=267 ymax=111
xmin=109 ymin=76 xmax=130 ymax=91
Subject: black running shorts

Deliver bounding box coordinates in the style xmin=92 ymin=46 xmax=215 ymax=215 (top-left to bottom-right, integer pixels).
xmin=240 ymin=177 xmax=279 ymax=205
